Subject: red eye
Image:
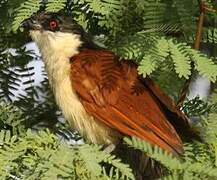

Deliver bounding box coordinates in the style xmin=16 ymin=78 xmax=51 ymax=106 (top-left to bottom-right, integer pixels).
xmin=49 ymin=20 xmax=58 ymax=29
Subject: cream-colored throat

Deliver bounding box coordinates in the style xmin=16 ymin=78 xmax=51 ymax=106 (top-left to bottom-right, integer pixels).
xmin=30 ymin=30 xmax=117 ymax=144
xmin=30 ymin=30 xmax=82 ymax=88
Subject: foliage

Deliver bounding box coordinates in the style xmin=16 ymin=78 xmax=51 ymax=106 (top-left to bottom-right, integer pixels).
xmin=46 ymin=0 xmax=67 ymax=13
xmin=122 ymin=91 xmax=217 ymax=180
xmin=0 ymin=102 xmax=134 ymax=180
xmin=124 ymin=91 xmax=217 ymax=179
xmin=125 ymin=137 xmax=217 ymax=180
xmin=6 ymin=0 xmax=217 ymax=99
xmin=12 ymin=0 xmax=41 ymax=32
xmin=182 ymin=96 xmax=211 ymax=117
xmin=0 ymin=0 xmax=217 ymax=179
xmin=0 ymin=100 xmax=25 ymax=135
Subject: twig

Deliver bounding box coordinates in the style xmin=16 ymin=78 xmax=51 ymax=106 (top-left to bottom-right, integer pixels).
xmin=194 ymin=1 xmax=206 ymax=50
xmin=177 ymin=2 xmax=217 ymax=107
xmin=177 ymin=0 xmax=206 ymax=108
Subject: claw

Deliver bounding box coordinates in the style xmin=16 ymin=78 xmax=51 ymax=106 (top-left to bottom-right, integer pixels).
xmin=103 ymin=144 xmax=116 ymax=154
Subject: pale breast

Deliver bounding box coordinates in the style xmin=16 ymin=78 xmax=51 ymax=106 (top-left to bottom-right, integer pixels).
xmin=30 ymin=30 xmax=119 ymax=145
xmin=53 ymin=74 xmax=118 ymax=144
xmin=45 ymin=55 xmax=118 ymax=145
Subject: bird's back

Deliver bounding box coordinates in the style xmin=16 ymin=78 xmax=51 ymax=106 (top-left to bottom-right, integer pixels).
xmin=70 ymin=49 xmax=193 ymax=155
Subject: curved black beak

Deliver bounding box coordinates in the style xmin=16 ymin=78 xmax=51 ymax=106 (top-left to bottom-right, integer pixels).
xmin=21 ymin=17 xmax=42 ymax=30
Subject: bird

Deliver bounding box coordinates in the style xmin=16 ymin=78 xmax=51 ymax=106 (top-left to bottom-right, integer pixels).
xmin=22 ymin=12 xmax=198 ymax=179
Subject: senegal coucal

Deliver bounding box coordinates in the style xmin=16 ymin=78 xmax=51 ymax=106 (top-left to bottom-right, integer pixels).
xmin=23 ymin=12 xmax=197 ymax=179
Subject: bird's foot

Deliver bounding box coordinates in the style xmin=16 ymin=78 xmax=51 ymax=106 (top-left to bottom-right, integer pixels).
xmin=103 ymin=144 xmax=116 ymax=154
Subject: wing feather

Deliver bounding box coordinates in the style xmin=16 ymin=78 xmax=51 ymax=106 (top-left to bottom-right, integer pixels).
xmin=70 ymin=50 xmax=190 ymax=155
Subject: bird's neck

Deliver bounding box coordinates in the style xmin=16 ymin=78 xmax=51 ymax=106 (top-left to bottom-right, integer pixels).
xmin=30 ymin=31 xmax=81 ymax=88
xmin=31 ymin=30 xmax=116 ymax=144
xmin=30 ymin=30 xmax=101 ymax=86
xmin=30 ymin=30 xmax=82 ymax=59
xmin=30 ymin=30 xmax=101 ymax=61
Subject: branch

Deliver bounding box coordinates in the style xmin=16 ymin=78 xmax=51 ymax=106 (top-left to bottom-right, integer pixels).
xmin=177 ymin=0 xmax=205 ymax=108
xmin=177 ymin=2 xmax=217 ymax=107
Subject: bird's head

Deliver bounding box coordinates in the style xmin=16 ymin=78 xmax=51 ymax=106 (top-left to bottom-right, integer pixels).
xmin=22 ymin=12 xmax=97 ymax=58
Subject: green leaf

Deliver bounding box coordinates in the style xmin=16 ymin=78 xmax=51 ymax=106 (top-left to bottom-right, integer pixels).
xmin=12 ymin=0 xmax=41 ymax=32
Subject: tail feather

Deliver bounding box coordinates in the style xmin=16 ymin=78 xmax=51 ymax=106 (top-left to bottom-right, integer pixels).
xmin=143 ymin=78 xmax=201 ymax=141
xmin=114 ymin=143 xmax=163 ymax=180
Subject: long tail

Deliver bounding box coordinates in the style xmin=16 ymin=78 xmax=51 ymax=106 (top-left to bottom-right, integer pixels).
xmin=143 ymin=78 xmax=201 ymax=141
xmin=114 ymin=143 xmax=162 ymax=180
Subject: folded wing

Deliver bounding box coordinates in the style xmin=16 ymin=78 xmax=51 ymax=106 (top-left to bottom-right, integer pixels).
xmin=70 ymin=50 xmax=190 ymax=155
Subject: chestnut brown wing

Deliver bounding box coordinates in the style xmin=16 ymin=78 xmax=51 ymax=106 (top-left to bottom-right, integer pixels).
xmin=70 ymin=49 xmax=184 ymax=155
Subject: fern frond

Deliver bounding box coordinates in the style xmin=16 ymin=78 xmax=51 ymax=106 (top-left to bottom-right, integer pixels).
xmin=85 ymin=0 xmax=122 ymax=16
xmin=124 ymin=137 xmax=182 ymax=170
xmin=0 ymin=101 xmax=25 ymax=135
xmin=183 ymin=162 xmax=217 ymax=178
xmin=168 ymin=40 xmax=191 ymax=78
xmin=112 ymin=32 xmax=157 ymax=60
xmin=46 ymin=0 xmax=67 ymax=12
xmin=12 ymin=0 xmax=41 ymax=32
xmin=172 ymin=0 xmax=196 ymax=34
xmin=84 ymin=0 xmax=123 ymax=31
xmin=188 ymin=49 xmax=217 ymax=82
xmin=102 ymin=152 xmax=134 ymax=180
xmin=203 ymin=28 xmax=217 ymax=44
xmin=144 ymin=23 xmax=180 ymax=34
xmin=182 ymin=97 xmax=211 ymax=117
xmin=125 ymin=137 xmax=217 ymax=179
xmin=0 ymin=126 xmax=134 ymax=180
xmin=138 ymin=37 xmax=169 ymax=77
xmin=138 ymin=55 xmax=158 ymax=77
xmin=143 ymin=0 xmax=166 ymax=30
